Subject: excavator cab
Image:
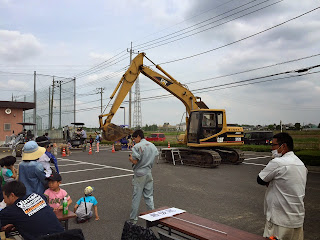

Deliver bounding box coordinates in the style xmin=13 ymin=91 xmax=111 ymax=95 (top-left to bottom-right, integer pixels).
xmin=187 ymin=110 xmax=225 ymax=144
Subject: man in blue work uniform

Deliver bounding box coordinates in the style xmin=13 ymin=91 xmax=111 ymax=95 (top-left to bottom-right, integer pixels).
xmin=128 ymin=129 xmax=158 ymax=224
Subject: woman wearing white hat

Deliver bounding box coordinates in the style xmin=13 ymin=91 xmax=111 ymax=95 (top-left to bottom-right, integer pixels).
xmin=19 ymin=141 xmax=47 ymax=195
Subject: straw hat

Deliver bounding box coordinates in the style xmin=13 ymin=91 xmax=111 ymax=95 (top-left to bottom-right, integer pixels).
xmin=22 ymin=141 xmax=46 ymax=160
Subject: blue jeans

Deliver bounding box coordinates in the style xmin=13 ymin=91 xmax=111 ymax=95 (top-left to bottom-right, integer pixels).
xmin=130 ymin=172 xmax=154 ymax=222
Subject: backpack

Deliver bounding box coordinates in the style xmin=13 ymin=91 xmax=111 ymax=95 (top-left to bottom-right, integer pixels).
xmin=75 ymin=197 xmax=93 ymax=220
xmin=121 ymin=220 xmax=158 ymax=240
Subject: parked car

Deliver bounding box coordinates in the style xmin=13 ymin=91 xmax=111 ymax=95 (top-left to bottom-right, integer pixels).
xmin=145 ymin=133 xmax=166 ymax=142
xmin=244 ymin=131 xmax=273 ymax=145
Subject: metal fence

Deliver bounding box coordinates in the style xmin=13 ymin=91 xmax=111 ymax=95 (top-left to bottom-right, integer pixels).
xmin=13 ymin=73 xmax=75 ymax=135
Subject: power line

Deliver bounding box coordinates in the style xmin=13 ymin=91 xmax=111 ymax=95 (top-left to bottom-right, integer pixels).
xmin=136 ymin=0 xmax=275 ymax=50
xmin=60 ymin=69 xmax=320 ymax=115
xmin=129 ymin=65 xmax=320 ymax=102
xmin=76 ymin=66 xmax=127 ymax=89
xmin=192 ymin=66 xmax=320 ymax=93
xmin=139 ymin=52 xmax=320 ymax=93
xmin=74 ymin=50 xmax=128 ymax=78
xmin=133 ymin=0 xmax=247 ymax=48
xmin=132 ymin=0 xmax=237 ymax=45
xmin=158 ymin=6 xmax=320 ymax=65
xmin=140 ymin=0 xmax=284 ymax=51
xmin=52 ymin=65 xmax=320 ymax=115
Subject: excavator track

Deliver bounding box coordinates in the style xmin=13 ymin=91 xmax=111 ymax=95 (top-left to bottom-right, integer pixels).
xmin=213 ymin=147 xmax=244 ymax=164
xmin=161 ymin=148 xmax=221 ymax=168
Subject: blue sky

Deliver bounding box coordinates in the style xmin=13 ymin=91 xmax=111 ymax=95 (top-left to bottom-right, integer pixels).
xmin=1 ymin=0 xmax=320 ymax=128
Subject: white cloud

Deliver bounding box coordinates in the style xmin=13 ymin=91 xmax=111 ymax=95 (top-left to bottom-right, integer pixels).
xmin=0 ymin=79 xmax=29 ymax=90
xmin=0 ymin=30 xmax=42 ymax=61
xmin=89 ymin=52 xmax=114 ymax=63
xmin=0 ymin=0 xmax=11 ymax=5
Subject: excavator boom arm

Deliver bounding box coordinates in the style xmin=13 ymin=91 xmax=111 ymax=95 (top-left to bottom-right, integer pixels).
xmin=99 ymin=52 xmax=207 ymax=141
xmin=99 ymin=53 xmax=144 ymax=127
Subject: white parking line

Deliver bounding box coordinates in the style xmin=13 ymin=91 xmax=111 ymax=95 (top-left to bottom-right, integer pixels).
xmin=57 ymin=158 xmax=133 ymax=173
xmin=58 ymin=163 xmax=89 ymax=167
xmin=242 ymin=162 xmax=266 ymax=167
xmin=244 ymin=156 xmax=270 ymax=161
xmin=60 ymin=173 xmax=134 ymax=186
xmin=60 ymin=166 xmax=111 ymax=174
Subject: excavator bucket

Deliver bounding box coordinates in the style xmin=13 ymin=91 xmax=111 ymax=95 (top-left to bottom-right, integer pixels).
xmin=102 ymin=123 xmax=133 ymax=142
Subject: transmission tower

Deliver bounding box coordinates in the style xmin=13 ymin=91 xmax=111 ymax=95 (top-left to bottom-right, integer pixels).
xmin=133 ymin=77 xmax=142 ymax=128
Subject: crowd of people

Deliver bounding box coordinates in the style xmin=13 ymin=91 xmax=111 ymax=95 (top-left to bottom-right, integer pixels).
xmin=0 ymin=129 xmax=308 ymax=240
xmin=0 ymin=131 xmax=101 ymax=240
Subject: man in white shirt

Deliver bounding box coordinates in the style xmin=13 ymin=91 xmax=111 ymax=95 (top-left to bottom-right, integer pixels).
xmin=257 ymin=132 xmax=307 ymax=240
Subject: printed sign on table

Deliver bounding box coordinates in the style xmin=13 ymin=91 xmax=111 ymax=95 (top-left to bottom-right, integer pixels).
xmin=139 ymin=207 xmax=185 ymax=222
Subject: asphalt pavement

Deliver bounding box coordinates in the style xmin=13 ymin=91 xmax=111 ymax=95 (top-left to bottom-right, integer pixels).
xmin=15 ymin=146 xmax=320 ymax=240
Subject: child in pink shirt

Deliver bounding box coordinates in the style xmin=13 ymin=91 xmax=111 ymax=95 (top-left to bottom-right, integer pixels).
xmin=44 ymin=172 xmax=72 ymax=211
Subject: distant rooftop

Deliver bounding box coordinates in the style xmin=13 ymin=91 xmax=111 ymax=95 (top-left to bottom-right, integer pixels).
xmin=0 ymin=101 xmax=35 ymax=110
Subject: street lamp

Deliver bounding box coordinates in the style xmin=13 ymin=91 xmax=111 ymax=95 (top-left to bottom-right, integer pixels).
xmin=120 ymin=106 xmax=125 ymax=126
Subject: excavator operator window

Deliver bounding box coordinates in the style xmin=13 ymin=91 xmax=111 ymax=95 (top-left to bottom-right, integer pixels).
xmin=201 ymin=113 xmax=217 ymax=139
xmin=200 ymin=112 xmax=224 ymax=140
xmin=202 ymin=113 xmax=216 ymax=127
xmin=188 ymin=112 xmax=200 ymax=143
xmin=217 ymin=112 xmax=223 ymax=128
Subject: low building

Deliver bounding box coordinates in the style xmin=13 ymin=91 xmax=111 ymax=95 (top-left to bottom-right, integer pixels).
xmin=0 ymin=101 xmax=35 ymax=143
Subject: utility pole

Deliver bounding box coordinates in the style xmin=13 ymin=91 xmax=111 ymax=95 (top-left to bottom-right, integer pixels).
xmin=24 ymin=95 xmax=26 ymax=122
xmin=58 ymin=80 xmax=62 ymax=129
xmin=96 ymin=88 xmax=105 ymax=114
xmin=127 ymin=42 xmax=136 ymax=128
xmin=50 ymin=77 xmax=55 ymax=130
xmin=48 ymin=87 xmax=51 ymax=129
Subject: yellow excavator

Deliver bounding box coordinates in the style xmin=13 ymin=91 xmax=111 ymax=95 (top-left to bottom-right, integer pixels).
xmin=99 ymin=52 xmax=244 ymax=167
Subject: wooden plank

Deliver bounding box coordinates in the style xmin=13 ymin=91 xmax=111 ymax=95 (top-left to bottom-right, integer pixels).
xmin=141 ymin=207 xmax=265 ymax=240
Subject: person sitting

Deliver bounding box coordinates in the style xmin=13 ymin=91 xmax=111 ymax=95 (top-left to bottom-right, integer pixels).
xmin=19 ymin=141 xmax=47 ymax=195
xmin=0 ymin=156 xmax=18 ymax=186
xmin=44 ymin=172 xmax=72 ymax=212
xmin=0 ymin=181 xmax=64 ymax=240
xmin=74 ymin=186 xmax=99 ymax=223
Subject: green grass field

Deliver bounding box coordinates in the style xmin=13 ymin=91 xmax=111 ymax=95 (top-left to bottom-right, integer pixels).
xmin=143 ymin=130 xmax=320 ymax=166
xmin=94 ymin=130 xmax=319 ymax=166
